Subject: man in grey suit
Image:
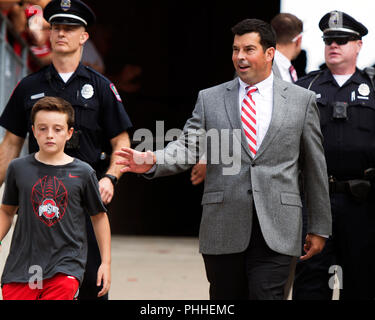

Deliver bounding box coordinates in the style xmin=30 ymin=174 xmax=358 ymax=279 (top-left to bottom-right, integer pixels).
xmin=115 ymin=18 xmax=332 ymax=300
xmin=190 ymin=13 xmax=303 ymax=186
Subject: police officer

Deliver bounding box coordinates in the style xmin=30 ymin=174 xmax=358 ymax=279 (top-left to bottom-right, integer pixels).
xmin=292 ymin=11 xmax=375 ymax=300
xmin=0 ymin=0 xmax=132 ymax=300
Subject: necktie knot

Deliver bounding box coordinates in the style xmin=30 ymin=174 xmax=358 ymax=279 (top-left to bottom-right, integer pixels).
xmin=246 ymin=86 xmax=257 ymax=96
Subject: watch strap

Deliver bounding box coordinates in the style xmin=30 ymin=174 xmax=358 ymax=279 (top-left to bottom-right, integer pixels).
xmin=104 ymin=173 xmax=118 ymax=186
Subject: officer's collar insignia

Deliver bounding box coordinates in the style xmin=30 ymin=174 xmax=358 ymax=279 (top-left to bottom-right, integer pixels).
xmin=329 ymin=11 xmax=342 ymax=29
xmin=358 ymin=83 xmax=370 ymax=96
xmin=61 ymin=0 xmax=71 ymax=11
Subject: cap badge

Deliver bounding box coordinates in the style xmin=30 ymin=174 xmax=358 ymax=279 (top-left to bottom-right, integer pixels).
xmin=81 ymin=84 xmax=94 ymax=99
xmin=329 ymin=11 xmax=342 ymax=29
xmin=61 ymin=0 xmax=71 ymax=11
xmin=358 ymin=83 xmax=370 ymax=96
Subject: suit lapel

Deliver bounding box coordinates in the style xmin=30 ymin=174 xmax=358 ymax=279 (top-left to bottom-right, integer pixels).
xmin=272 ymin=62 xmax=282 ymax=80
xmin=224 ymin=79 xmax=253 ymax=158
xmin=255 ymin=78 xmax=288 ymax=159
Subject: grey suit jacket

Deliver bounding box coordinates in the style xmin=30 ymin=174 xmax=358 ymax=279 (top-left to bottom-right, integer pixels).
xmin=147 ymin=77 xmax=332 ymax=257
xmin=272 ymin=62 xmax=282 ymax=80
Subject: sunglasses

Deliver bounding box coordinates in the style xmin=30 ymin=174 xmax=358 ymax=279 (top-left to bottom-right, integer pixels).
xmin=323 ymin=37 xmax=357 ymax=45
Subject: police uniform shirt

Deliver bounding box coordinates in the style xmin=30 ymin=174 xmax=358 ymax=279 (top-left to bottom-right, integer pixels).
xmin=296 ymin=67 xmax=375 ymax=180
xmin=0 ymin=63 xmax=132 ymax=167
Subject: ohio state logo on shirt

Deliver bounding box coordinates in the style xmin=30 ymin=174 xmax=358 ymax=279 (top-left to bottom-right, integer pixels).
xmin=38 ymin=199 xmax=60 ymax=219
xmin=31 ymin=176 xmax=68 ymax=227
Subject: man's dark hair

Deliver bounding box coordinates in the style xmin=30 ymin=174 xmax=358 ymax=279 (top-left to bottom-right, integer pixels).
xmin=271 ymin=13 xmax=303 ymax=44
xmin=31 ymin=96 xmax=75 ymax=129
xmin=231 ymin=18 xmax=276 ymax=51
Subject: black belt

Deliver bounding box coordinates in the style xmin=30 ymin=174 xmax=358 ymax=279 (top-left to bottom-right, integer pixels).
xmin=329 ymin=180 xmax=350 ymax=194
xmin=329 ymin=176 xmax=372 ymax=202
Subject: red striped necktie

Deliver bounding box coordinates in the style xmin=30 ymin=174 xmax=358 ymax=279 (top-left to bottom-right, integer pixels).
xmin=289 ymin=65 xmax=298 ymax=83
xmin=241 ymin=86 xmax=258 ymax=158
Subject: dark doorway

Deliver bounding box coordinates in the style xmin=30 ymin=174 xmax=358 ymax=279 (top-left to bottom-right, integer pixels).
xmin=86 ymin=2 xmax=280 ymax=236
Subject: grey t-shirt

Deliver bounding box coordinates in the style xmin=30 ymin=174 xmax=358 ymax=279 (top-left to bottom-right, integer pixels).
xmin=1 ymin=154 xmax=107 ymax=285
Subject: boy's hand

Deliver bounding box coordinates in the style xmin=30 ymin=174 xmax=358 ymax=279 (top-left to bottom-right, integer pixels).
xmin=98 ymin=178 xmax=114 ymax=205
xmin=97 ymin=262 xmax=111 ymax=297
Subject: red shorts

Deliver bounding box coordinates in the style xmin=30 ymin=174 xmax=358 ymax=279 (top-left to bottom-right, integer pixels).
xmin=2 ymin=273 xmax=79 ymax=300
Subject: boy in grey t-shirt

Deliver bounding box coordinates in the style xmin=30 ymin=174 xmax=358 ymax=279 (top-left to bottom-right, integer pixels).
xmin=0 ymin=97 xmax=111 ymax=300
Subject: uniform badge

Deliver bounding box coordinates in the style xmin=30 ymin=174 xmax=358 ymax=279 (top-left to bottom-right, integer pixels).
xmin=81 ymin=84 xmax=94 ymax=99
xmin=61 ymin=0 xmax=71 ymax=11
xmin=358 ymin=83 xmax=370 ymax=96
xmin=110 ymin=83 xmax=122 ymax=102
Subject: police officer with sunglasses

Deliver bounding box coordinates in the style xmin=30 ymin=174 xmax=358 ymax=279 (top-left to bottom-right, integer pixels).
xmin=292 ymin=11 xmax=375 ymax=300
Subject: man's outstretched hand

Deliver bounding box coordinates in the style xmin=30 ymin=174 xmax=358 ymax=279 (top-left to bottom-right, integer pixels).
xmin=115 ymin=147 xmax=156 ymax=174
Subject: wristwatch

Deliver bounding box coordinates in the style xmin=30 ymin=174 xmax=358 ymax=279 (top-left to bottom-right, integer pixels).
xmin=103 ymin=174 xmax=118 ymax=187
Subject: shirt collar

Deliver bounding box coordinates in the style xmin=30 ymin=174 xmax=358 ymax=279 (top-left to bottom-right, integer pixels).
xmin=274 ymin=50 xmax=292 ymax=69
xmin=348 ymin=68 xmax=366 ymax=85
xmin=46 ymin=62 xmax=91 ymax=81
xmin=74 ymin=63 xmax=91 ymax=79
xmin=238 ymin=72 xmax=274 ymax=97
xmin=315 ymin=67 xmax=362 ymax=86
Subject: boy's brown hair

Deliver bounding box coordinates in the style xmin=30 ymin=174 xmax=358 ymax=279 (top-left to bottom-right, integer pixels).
xmin=31 ymin=96 xmax=75 ymax=129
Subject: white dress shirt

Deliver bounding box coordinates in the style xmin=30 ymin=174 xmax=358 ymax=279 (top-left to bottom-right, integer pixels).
xmin=238 ymin=73 xmax=274 ymax=151
xmin=274 ymin=50 xmax=294 ymax=83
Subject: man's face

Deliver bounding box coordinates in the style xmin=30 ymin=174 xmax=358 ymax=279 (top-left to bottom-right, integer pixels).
xmin=50 ymin=24 xmax=88 ymax=54
xmin=232 ymin=32 xmax=274 ymax=85
xmin=324 ymin=37 xmax=362 ymax=71
xmin=32 ymin=110 xmax=73 ymax=156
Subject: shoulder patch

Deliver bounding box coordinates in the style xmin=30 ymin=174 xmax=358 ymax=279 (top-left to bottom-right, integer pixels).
xmin=110 ymin=83 xmax=122 ymax=102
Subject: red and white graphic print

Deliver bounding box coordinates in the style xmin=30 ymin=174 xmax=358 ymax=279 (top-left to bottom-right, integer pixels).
xmin=31 ymin=176 xmax=68 ymax=227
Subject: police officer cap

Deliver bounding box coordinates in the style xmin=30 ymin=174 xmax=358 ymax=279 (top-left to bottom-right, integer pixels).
xmin=319 ymin=10 xmax=368 ymax=39
xmin=44 ymin=0 xmax=96 ymax=27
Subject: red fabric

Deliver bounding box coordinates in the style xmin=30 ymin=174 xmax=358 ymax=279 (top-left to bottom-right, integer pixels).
xmin=2 ymin=273 xmax=79 ymax=300
xmin=25 ymin=4 xmax=42 ymax=19
xmin=289 ymin=65 xmax=298 ymax=83
xmin=241 ymin=86 xmax=258 ymax=157
xmin=30 ymin=42 xmax=51 ymax=58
